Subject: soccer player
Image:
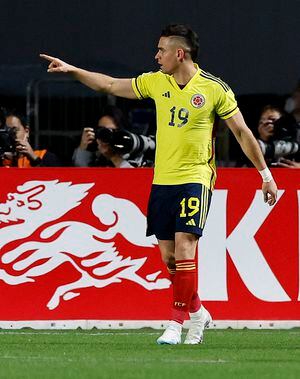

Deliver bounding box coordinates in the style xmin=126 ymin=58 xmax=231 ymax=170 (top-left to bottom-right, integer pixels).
xmin=40 ymin=24 xmax=277 ymax=345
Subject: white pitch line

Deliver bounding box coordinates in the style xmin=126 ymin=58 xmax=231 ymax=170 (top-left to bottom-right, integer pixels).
xmin=0 ymin=331 xmax=160 ymax=336
xmin=0 ymin=356 xmax=73 ymax=362
xmin=162 ymin=359 xmax=228 ymax=364
xmin=1 ymin=331 xmax=298 ymax=336
xmin=0 ymin=356 xmax=229 ymax=364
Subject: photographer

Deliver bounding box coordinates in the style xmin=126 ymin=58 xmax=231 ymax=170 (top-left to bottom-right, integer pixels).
xmin=279 ymin=84 xmax=300 ymax=168
xmin=0 ymin=108 xmax=61 ymax=167
xmin=256 ymin=105 xmax=299 ymax=167
xmin=72 ymin=105 xmax=155 ymax=167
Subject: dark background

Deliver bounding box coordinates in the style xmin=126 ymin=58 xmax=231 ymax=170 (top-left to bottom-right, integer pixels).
xmin=0 ymin=0 xmax=299 ymax=96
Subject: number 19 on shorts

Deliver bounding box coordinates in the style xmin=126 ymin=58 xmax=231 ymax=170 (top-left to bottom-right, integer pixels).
xmin=179 ymin=187 xmax=211 ymax=229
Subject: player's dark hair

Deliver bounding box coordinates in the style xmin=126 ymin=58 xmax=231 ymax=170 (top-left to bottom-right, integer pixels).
xmin=161 ymin=24 xmax=199 ymax=61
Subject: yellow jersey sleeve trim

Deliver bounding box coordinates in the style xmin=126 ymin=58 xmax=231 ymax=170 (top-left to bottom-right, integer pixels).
xmin=219 ymin=106 xmax=239 ymax=120
xmin=131 ymin=77 xmax=144 ymax=100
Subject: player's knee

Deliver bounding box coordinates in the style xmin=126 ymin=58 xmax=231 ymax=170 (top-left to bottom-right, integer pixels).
xmin=175 ymin=237 xmax=198 ymax=260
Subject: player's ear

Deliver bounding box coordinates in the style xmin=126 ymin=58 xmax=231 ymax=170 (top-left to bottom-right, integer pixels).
xmin=177 ymin=48 xmax=185 ymax=61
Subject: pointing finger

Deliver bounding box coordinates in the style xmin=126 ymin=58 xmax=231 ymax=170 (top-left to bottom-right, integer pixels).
xmin=40 ymin=54 xmax=57 ymax=62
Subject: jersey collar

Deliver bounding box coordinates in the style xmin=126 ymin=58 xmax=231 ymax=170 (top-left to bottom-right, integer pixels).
xmin=170 ymin=63 xmax=201 ymax=92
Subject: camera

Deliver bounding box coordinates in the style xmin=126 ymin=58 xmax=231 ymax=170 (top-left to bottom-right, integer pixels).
xmin=0 ymin=125 xmax=17 ymax=159
xmin=258 ymin=114 xmax=299 ymax=161
xmin=95 ymin=127 xmax=155 ymax=156
xmin=0 ymin=108 xmax=16 ymax=159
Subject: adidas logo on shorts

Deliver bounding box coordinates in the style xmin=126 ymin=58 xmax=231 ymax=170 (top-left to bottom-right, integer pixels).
xmin=186 ymin=219 xmax=196 ymax=226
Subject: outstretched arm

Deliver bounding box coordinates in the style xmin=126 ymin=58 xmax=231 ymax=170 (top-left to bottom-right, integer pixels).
xmin=40 ymin=54 xmax=137 ymax=99
xmin=225 ymin=111 xmax=278 ymax=206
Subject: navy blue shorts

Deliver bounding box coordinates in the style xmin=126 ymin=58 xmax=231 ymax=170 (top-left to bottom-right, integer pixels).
xmin=146 ymin=183 xmax=212 ymax=240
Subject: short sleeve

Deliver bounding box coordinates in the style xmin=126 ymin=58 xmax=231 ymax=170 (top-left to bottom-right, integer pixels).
xmin=215 ymin=87 xmax=239 ymax=120
xmin=131 ymin=72 xmax=156 ymax=100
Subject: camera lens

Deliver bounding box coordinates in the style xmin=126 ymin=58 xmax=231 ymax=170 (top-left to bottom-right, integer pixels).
xmin=95 ymin=127 xmax=114 ymax=143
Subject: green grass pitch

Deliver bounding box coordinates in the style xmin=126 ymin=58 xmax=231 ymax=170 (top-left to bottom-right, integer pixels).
xmin=0 ymin=329 xmax=299 ymax=379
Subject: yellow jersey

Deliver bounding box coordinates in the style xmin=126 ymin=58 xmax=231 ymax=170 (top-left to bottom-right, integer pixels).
xmin=132 ymin=65 xmax=239 ymax=189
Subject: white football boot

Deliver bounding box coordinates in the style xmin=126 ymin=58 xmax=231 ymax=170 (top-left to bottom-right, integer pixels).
xmin=184 ymin=305 xmax=212 ymax=345
xmin=157 ymin=321 xmax=182 ymax=345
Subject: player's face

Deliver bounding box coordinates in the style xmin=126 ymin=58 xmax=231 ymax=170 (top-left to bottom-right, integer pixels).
xmin=155 ymin=37 xmax=179 ymax=74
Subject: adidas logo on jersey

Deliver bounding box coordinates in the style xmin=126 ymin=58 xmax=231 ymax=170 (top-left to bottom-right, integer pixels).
xmin=162 ymin=91 xmax=171 ymax=98
xmin=186 ymin=219 xmax=196 ymax=226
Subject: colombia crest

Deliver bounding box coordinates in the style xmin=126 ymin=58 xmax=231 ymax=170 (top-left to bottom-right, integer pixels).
xmin=191 ymin=94 xmax=205 ymax=108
